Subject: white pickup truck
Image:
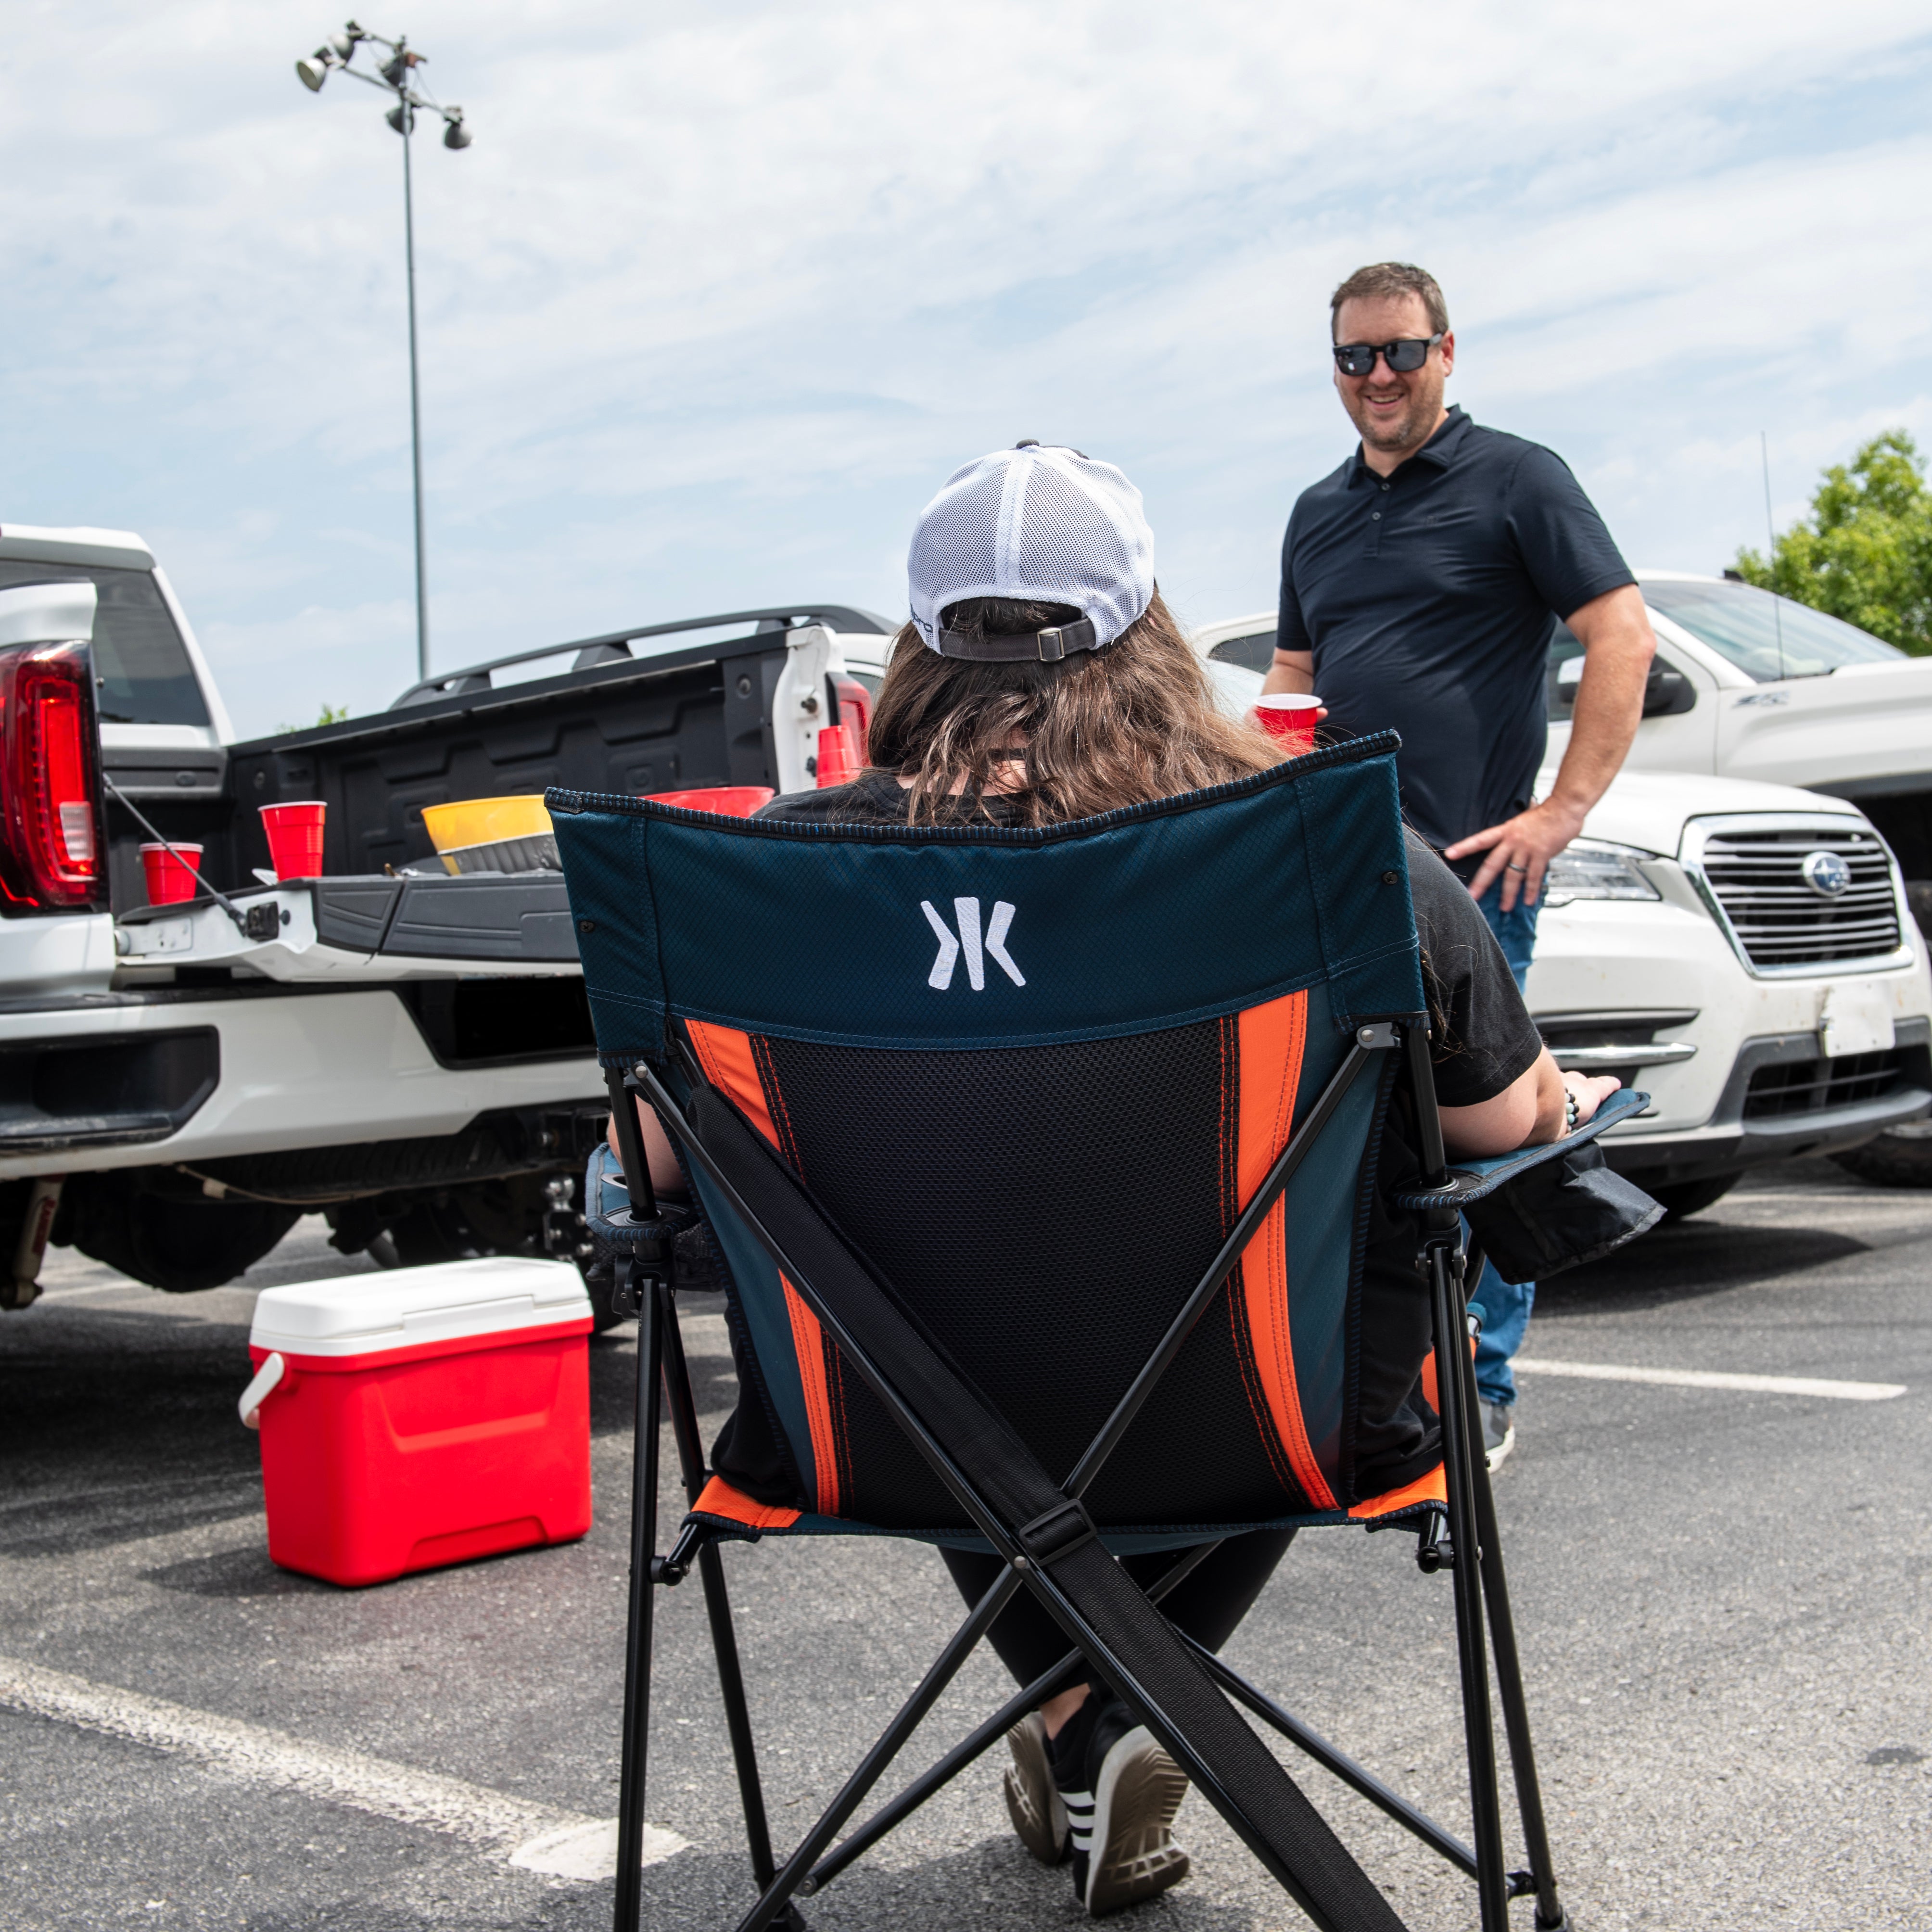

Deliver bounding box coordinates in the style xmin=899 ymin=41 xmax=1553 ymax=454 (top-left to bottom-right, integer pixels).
xmin=1189 ymin=606 xmax=1932 ymax=1218
xmin=0 ymin=522 xmax=891 ymax=1315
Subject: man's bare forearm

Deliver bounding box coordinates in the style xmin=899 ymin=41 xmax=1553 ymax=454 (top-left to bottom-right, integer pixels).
xmin=1263 ymin=648 xmax=1316 ymax=696
xmin=1549 ymin=583 xmax=1655 ymax=819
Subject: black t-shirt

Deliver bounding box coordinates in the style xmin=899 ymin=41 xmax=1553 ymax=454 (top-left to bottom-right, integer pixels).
xmin=762 ymin=778 xmax=1542 ymax=1105
xmin=1278 ymin=406 xmax=1634 ymax=864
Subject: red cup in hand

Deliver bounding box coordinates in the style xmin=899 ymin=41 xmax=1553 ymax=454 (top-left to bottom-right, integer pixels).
xmin=1253 ymin=694 xmax=1323 ymax=756
xmin=140 ymin=842 xmax=203 ymax=906
xmin=260 ymin=801 xmax=326 ymax=880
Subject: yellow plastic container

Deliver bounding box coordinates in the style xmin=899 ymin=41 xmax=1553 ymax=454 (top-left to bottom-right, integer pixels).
xmin=420 ymin=795 xmax=553 ymax=856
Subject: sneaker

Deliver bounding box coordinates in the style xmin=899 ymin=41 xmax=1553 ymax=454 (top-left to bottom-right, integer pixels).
xmin=1481 ymin=1399 xmax=1516 ymax=1470
xmin=1002 ymin=1712 xmax=1068 ymax=1864
xmin=1048 ymin=1692 xmax=1191 ymax=1915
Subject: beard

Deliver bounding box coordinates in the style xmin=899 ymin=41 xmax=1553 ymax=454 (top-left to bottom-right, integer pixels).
xmin=1346 ymin=369 xmax=1445 ymax=454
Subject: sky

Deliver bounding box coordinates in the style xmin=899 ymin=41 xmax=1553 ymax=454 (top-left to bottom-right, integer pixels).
xmin=4 ymin=2 xmax=1932 ymax=739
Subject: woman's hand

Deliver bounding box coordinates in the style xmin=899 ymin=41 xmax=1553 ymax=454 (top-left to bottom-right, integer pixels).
xmin=1564 ymin=1070 xmax=1622 ymax=1130
xmin=1525 ymin=1055 xmax=1621 ymax=1144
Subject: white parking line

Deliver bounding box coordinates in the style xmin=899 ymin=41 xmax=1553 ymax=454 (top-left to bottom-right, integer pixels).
xmin=0 ymin=1654 xmax=683 ymax=1880
xmin=1513 ymin=1358 xmax=1907 ymax=1402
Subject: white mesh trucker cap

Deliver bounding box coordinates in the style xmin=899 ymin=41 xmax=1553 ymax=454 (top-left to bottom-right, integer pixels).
xmin=907 ymin=443 xmax=1156 ymax=662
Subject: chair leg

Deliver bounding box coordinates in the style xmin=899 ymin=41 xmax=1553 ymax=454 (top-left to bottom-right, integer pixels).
xmin=1427 ymin=1237 xmax=1511 ymax=1932
xmin=613 ymin=1272 xmax=664 ymax=1932
xmin=1462 ymin=1346 xmax=1569 ymax=1930
xmin=655 ymin=1282 xmax=782 ymax=1891
xmin=732 ymin=1569 xmax=1026 ymax=1932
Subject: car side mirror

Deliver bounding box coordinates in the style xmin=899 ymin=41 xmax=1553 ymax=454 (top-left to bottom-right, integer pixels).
xmin=1642 ymin=655 xmax=1696 ymax=718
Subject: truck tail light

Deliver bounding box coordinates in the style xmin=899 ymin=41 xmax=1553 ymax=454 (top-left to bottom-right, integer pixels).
xmin=830 ymin=675 xmax=872 ymax=767
xmin=0 ymin=641 xmax=106 ymax=912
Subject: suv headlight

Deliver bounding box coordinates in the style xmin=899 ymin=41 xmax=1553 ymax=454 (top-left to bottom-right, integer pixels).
xmin=1542 ymin=839 xmax=1661 ymax=906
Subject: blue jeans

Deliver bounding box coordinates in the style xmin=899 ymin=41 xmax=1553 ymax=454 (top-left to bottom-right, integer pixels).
xmin=1469 ymin=880 xmax=1538 ymax=1406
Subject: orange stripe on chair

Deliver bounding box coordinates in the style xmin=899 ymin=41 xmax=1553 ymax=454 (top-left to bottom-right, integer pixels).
xmin=1234 ymin=991 xmax=1337 ymax=1510
xmin=1419 ymin=1332 xmax=1479 ymax=1413
xmin=686 ymin=1020 xmax=781 ymax=1148
xmin=783 ymin=1276 xmax=842 ymax=1517
xmin=693 ymin=1473 xmax=802 ymax=1531
xmin=686 ymin=1020 xmax=842 ymax=1517
xmin=1348 ymin=1464 xmax=1448 ymax=1521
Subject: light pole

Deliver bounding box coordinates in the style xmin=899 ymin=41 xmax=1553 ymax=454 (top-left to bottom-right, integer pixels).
xmin=296 ymin=22 xmax=470 ymax=683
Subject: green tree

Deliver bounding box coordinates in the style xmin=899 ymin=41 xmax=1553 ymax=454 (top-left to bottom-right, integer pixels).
xmin=276 ymin=703 xmax=351 ymax=734
xmin=1734 ymin=429 xmax=1932 ymax=655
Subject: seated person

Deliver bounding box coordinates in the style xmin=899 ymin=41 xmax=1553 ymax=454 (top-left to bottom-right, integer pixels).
xmin=614 ymin=444 xmax=1618 ymax=1918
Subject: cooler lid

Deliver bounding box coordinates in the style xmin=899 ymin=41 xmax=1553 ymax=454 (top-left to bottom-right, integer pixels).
xmin=250 ymin=1257 xmax=592 ymax=1358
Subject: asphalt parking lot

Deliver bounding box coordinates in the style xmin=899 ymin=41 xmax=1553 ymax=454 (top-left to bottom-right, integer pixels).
xmin=3 ymin=1156 xmax=1928 ymax=1932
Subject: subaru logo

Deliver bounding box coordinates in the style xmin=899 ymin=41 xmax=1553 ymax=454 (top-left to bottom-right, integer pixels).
xmin=1800 ymin=850 xmax=1852 ymax=899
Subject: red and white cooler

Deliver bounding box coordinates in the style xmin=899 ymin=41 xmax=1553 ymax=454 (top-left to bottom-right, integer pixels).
xmin=241 ymin=1257 xmax=594 ymax=1587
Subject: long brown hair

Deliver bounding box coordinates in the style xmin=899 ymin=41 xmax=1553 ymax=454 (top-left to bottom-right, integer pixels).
xmin=866 ymin=587 xmax=1284 ymax=826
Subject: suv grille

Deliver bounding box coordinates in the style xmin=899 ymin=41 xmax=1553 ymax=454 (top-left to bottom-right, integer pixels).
xmin=1695 ymin=824 xmax=1900 ymax=969
xmin=1743 ymin=1049 xmax=1906 ymax=1120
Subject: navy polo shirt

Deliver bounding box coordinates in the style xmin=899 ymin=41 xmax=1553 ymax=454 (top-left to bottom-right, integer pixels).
xmin=1278 ymin=406 xmax=1633 ymax=861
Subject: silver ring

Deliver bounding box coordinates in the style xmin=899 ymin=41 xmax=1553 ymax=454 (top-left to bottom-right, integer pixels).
xmin=1505 ymin=861 xmax=1528 ymax=873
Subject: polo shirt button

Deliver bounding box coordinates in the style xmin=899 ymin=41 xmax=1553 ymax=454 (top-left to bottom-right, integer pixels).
xmin=1380 ymin=483 xmax=1390 ymax=493
xmin=1371 ymin=511 xmax=1381 ymax=521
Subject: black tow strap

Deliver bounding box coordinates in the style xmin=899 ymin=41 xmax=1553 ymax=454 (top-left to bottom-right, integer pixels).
xmin=688 ymin=1081 xmax=1407 ymax=1932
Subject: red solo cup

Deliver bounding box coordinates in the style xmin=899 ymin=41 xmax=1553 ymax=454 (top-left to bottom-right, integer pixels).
xmin=140 ymin=842 xmax=203 ymax=906
xmin=643 ymin=787 xmax=775 ymax=817
xmin=1253 ymin=694 xmax=1323 ymax=756
xmin=260 ymin=801 xmax=326 ymax=879
xmin=814 ymin=723 xmax=860 ymax=788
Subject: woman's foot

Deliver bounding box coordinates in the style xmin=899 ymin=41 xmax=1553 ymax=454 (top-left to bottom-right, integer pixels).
xmin=1048 ymin=1692 xmax=1191 ymax=1915
xmin=1002 ymin=1712 xmax=1070 ymax=1864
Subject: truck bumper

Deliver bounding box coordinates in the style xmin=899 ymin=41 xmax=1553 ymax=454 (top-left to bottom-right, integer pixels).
xmin=0 ymin=985 xmax=604 ymax=1178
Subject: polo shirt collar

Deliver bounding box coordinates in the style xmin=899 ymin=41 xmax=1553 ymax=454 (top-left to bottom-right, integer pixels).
xmin=1346 ymin=404 xmax=1472 ymax=486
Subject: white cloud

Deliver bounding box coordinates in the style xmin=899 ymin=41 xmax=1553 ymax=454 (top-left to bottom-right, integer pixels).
xmin=2 ymin=1 xmax=1929 ymax=732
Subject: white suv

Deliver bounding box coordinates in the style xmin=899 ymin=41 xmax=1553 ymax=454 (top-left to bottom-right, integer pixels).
xmin=1188 ymin=612 xmax=1932 ymax=1218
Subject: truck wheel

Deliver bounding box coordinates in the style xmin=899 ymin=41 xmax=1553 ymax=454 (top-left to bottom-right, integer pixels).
xmin=1645 ymin=1171 xmax=1742 ymax=1220
xmin=62 ymin=1174 xmax=301 ymax=1293
xmin=1830 ymin=1125 xmax=1932 ymax=1188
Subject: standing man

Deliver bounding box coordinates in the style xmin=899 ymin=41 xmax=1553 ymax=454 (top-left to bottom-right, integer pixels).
xmin=1267 ymin=261 xmax=1655 ymax=1467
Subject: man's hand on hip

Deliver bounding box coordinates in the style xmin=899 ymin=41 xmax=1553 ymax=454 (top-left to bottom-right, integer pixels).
xmin=1446 ymin=796 xmax=1588 ymax=911
xmin=1449 ymin=583 xmax=1655 ymax=911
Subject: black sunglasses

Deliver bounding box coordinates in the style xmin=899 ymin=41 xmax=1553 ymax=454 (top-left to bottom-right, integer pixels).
xmin=1331 ymin=334 xmax=1443 ymax=377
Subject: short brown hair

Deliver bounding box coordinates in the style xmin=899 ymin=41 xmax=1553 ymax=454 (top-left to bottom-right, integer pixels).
xmin=1330 ymin=263 xmax=1449 ymax=340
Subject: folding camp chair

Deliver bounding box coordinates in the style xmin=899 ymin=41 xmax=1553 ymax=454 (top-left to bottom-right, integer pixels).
xmin=549 ymin=732 xmax=1651 ymax=1932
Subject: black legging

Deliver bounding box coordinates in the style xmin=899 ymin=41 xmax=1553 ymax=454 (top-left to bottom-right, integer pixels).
xmin=939 ymin=1527 xmax=1296 ymax=1703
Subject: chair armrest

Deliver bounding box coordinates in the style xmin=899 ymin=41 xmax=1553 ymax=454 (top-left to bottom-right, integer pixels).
xmin=1389 ymin=1087 xmax=1650 ymax=1211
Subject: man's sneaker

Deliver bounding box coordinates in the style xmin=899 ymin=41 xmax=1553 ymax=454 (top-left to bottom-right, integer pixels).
xmin=1481 ymin=1399 xmax=1516 ymax=1470
xmin=1002 ymin=1712 xmax=1068 ymax=1864
xmin=1047 ymin=1692 xmax=1191 ymax=1915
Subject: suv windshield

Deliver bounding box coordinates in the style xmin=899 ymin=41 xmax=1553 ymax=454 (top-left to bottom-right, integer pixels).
xmin=0 ymin=561 xmax=211 ymax=726
xmin=1642 ymin=579 xmax=1904 ymax=683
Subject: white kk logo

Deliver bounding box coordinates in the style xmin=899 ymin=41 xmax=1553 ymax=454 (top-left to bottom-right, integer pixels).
xmin=921 ymin=897 xmax=1025 ymax=991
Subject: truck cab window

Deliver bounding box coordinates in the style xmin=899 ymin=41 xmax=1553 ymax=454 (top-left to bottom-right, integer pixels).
xmin=1641 ymin=579 xmax=1904 ymax=683
xmin=0 ymin=561 xmax=212 ymax=727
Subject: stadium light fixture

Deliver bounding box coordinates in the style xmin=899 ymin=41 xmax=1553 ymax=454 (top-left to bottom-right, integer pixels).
xmin=293 ymin=20 xmax=472 ymax=683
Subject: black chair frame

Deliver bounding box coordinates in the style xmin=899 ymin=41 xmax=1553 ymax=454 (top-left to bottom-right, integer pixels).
xmin=600 ymin=1016 xmax=1572 ymax=1932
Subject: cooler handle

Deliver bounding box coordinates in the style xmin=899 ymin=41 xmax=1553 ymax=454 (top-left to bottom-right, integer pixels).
xmin=239 ymin=1352 xmax=286 ymax=1431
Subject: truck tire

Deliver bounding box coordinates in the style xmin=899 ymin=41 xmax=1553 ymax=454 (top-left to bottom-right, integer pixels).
xmin=60 ymin=1174 xmax=300 ymax=1293
xmin=1644 ymin=1171 xmax=1742 ymax=1220
xmin=1830 ymin=1124 xmax=1932 ymax=1188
